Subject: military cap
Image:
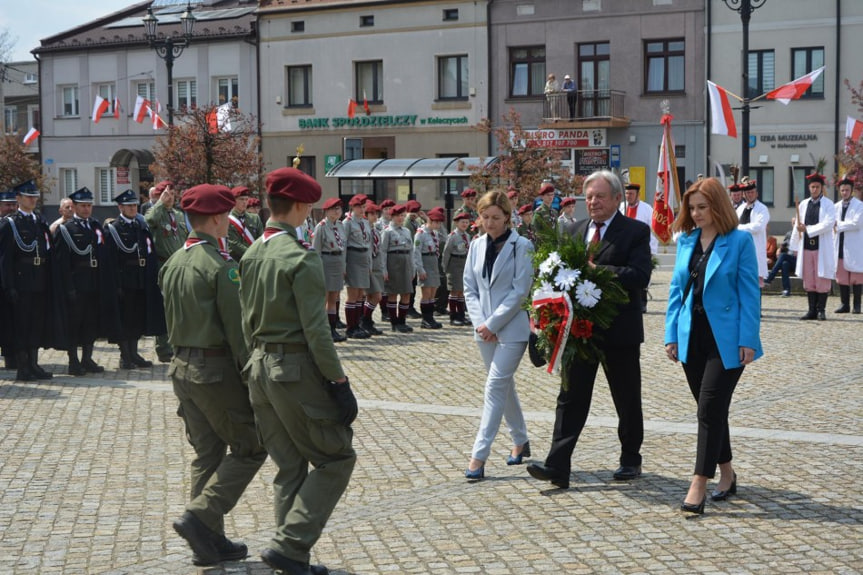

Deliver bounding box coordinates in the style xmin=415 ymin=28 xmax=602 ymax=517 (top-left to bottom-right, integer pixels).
xmin=112 ymin=189 xmax=139 ymax=205
xmin=13 ymin=180 xmax=39 ymax=197
xmin=743 ymin=179 xmax=758 ymax=191
xmin=427 ymin=209 xmax=445 ymax=222
xmin=155 ymin=180 xmax=173 ymax=193
xmin=838 ymin=177 xmax=855 ymax=187
xmin=380 ymin=198 xmax=396 ymax=208
xmin=518 ymin=204 xmax=534 ymax=215
xmin=405 ymin=199 xmax=422 ymax=213
xmin=506 ymin=189 xmax=519 ymax=200
xmin=265 ymin=167 xmax=322 ymax=203
xmin=321 ymin=197 xmax=342 ymax=210
xmin=560 ymin=196 xmax=576 ymax=207
xmin=181 ymin=184 xmax=235 ymax=215
xmin=69 ymin=186 xmax=94 ymax=203
xmin=805 ymin=172 xmax=825 ymax=185
xmin=539 ymin=182 xmax=555 ymax=195
xmin=427 ymin=206 xmax=444 ymax=216
xmin=390 ymin=204 xmax=406 ymax=216
xmin=460 ymin=188 xmax=477 ymax=198
xmin=0 ymin=189 xmax=17 ymax=202
xmin=453 ymin=211 xmax=471 ymax=221
xmin=348 ymin=194 xmax=369 ymax=207
xmin=231 ymin=185 xmax=251 ymax=198
xmin=364 ymin=201 xmax=381 ymax=213
xmin=624 ymin=183 xmax=640 ymax=191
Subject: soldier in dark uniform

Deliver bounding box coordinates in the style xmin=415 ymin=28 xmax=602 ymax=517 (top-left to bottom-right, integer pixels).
xmin=0 ymin=180 xmax=53 ymax=380
xmin=104 ymin=190 xmax=165 ymax=369
xmin=0 ymin=189 xmax=19 ymax=368
xmin=161 ymin=184 xmax=267 ymax=567
xmin=240 ymin=168 xmax=356 ymax=575
xmin=54 ymin=187 xmax=107 ymax=376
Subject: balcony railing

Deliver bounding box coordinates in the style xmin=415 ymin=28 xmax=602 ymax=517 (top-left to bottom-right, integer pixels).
xmin=542 ymin=90 xmax=626 ymax=122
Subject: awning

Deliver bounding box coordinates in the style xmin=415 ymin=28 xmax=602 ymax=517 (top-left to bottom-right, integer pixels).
xmin=325 ymin=157 xmax=498 ymax=179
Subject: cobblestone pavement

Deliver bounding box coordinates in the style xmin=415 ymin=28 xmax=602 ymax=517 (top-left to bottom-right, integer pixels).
xmin=1 ymin=270 xmax=861 ymax=574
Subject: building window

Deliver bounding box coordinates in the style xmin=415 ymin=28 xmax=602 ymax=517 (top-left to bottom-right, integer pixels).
xmin=290 ymin=156 xmax=316 ymax=179
xmin=747 ymin=50 xmax=774 ymax=99
xmin=790 ymin=166 xmax=814 ymax=207
xmin=749 ymin=167 xmax=774 ymax=207
xmin=97 ymin=168 xmax=116 ymax=204
xmin=443 ymin=9 xmax=459 ymax=21
xmin=24 ymin=73 xmax=37 ymax=84
xmin=578 ymin=42 xmax=609 ymax=116
xmin=510 ymin=46 xmax=546 ymax=98
xmin=438 ymin=55 xmax=468 ymax=100
xmin=286 ymin=65 xmax=313 ymax=107
xmin=355 ymin=61 xmax=383 ymax=104
xmin=360 ymin=15 xmax=374 ymax=27
xmin=61 ymin=168 xmax=78 ymax=195
xmin=291 ymin=21 xmax=305 ymax=33
xmin=791 ymin=47 xmax=824 ymax=99
xmin=176 ymin=79 xmax=197 ymax=111
xmin=4 ymin=107 xmax=17 ymax=134
xmin=97 ymin=83 xmax=116 ymax=115
xmin=136 ymin=81 xmax=156 ymax=102
xmin=217 ymin=77 xmax=239 ymax=108
xmin=61 ymin=85 xmax=79 ymax=117
xmin=644 ymin=39 xmax=684 ymax=93
xmin=28 ymin=105 xmax=40 ymax=131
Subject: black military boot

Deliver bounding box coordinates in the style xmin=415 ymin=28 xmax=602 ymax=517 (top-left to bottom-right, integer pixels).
xmin=130 ymin=339 xmax=153 ymax=367
xmin=835 ymin=285 xmax=851 ymax=313
xmin=360 ymin=315 xmax=384 ymax=336
xmin=81 ymin=343 xmax=105 ymax=373
xmin=816 ymin=293 xmax=828 ymax=321
xmin=800 ymin=292 xmax=818 ymax=320
xmin=852 ymin=285 xmax=862 ymax=314
xmin=68 ymin=348 xmax=87 ymax=377
xmin=29 ymin=348 xmax=53 ymax=379
xmin=15 ymin=350 xmax=36 ymax=381
xmin=119 ymin=341 xmax=136 ymax=369
xmin=420 ymin=303 xmax=443 ymax=329
xmin=3 ymin=347 xmax=17 ymax=370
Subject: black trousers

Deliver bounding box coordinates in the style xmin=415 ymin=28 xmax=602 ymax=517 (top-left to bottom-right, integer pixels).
xmin=545 ymin=344 xmax=644 ymax=472
xmin=682 ymin=311 xmax=744 ymax=478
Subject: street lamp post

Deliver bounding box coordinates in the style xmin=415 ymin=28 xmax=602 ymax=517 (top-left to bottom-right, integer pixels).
xmin=143 ymin=2 xmax=196 ymax=127
xmin=722 ymin=0 xmax=766 ymax=176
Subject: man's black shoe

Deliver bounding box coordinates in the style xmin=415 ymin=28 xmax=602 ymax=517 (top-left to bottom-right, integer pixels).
xmin=173 ymin=511 xmax=220 ymax=566
xmin=192 ymin=535 xmax=248 ymax=566
xmin=526 ymin=463 xmax=569 ymax=489
xmin=261 ymin=548 xmax=330 ymax=575
xmin=612 ymin=465 xmax=642 ymax=480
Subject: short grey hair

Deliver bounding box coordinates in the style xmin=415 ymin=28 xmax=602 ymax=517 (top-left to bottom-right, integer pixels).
xmin=583 ymin=169 xmax=623 ymax=199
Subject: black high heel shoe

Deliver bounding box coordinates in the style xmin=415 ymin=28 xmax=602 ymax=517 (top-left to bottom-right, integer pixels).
xmin=506 ymin=441 xmax=531 ymax=465
xmin=681 ymin=495 xmax=706 ymax=515
xmin=710 ymin=472 xmax=737 ymax=501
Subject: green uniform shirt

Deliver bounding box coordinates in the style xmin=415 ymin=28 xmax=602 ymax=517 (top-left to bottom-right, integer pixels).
xmin=239 ymin=221 xmax=345 ymax=381
xmin=227 ymin=209 xmax=263 ymax=261
xmin=534 ymin=202 xmax=559 ymax=229
xmin=145 ymin=199 xmax=188 ymax=262
xmin=158 ymin=231 xmax=248 ymax=367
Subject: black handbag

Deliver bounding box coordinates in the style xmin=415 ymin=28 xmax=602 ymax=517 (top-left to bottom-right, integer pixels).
xmin=528 ymin=331 xmax=547 ymax=367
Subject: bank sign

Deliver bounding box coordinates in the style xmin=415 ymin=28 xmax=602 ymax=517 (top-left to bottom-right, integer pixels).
xmin=298 ymin=115 xmax=469 ymax=130
xmin=519 ymin=128 xmax=607 ymax=149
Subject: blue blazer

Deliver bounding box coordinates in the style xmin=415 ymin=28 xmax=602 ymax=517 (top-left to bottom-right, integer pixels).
xmin=464 ymin=232 xmax=534 ymax=343
xmin=664 ymin=229 xmax=763 ymax=369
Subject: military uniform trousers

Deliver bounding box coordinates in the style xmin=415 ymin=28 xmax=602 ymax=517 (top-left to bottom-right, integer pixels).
xmin=68 ymin=289 xmax=100 ymax=345
xmin=246 ymin=347 xmax=356 ymax=564
xmin=170 ymin=350 xmax=268 ymax=534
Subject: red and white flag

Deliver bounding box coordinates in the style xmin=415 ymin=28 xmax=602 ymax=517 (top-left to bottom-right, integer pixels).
xmin=92 ymin=95 xmax=110 ymax=123
xmin=765 ymin=66 xmax=825 ymax=105
xmin=363 ymin=90 xmax=371 ymax=116
xmin=134 ymin=95 xmax=150 ymax=123
xmin=707 ymin=81 xmax=737 ymax=138
xmin=22 ymin=127 xmax=40 ymax=146
xmin=113 ymin=98 xmax=121 ymax=119
xmin=846 ymin=116 xmax=863 ymax=146
xmin=652 ymin=113 xmax=680 ymax=245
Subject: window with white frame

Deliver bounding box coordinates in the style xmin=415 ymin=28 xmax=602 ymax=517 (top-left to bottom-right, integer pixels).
xmin=23 ymin=73 xmax=37 ymax=84
xmin=176 ymin=79 xmax=197 ymax=110
xmin=97 ymin=168 xmax=116 ymax=204
xmin=216 ymin=77 xmax=239 ymax=108
xmin=61 ymin=85 xmax=79 ymax=117
xmin=61 ymin=168 xmax=79 ymax=195
xmin=4 ymin=107 xmax=17 ymax=134
xmin=438 ymin=55 xmax=468 ymax=100
xmin=97 ymin=83 xmax=116 ymax=114
xmin=135 ymin=81 xmax=156 ymax=102
xmin=286 ymin=65 xmax=312 ymax=107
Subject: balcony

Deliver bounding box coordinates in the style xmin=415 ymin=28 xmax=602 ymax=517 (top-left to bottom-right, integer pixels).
xmin=541 ymin=90 xmax=629 ymax=129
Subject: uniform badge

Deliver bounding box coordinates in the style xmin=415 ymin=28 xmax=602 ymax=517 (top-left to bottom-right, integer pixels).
xmin=227 ymin=267 xmax=240 ymax=285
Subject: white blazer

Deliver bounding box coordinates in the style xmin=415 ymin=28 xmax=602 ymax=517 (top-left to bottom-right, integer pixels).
xmin=619 ymin=201 xmax=658 ymax=255
xmin=790 ymin=197 xmax=836 ymax=279
xmin=834 ymin=196 xmax=863 ymax=273
xmin=736 ymin=200 xmax=771 ymax=279
xmin=463 ymin=231 xmax=533 ymax=343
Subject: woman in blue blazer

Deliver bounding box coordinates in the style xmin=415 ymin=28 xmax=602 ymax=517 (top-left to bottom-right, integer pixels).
xmin=664 ymin=178 xmax=763 ymax=514
xmin=463 ymin=190 xmax=534 ymax=480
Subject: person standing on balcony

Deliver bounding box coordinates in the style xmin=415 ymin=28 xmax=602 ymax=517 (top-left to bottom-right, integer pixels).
xmin=544 ymin=73 xmax=560 ymax=120
xmin=562 ymin=74 xmax=577 ymax=119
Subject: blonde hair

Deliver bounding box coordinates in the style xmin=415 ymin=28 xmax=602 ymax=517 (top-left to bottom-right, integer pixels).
xmin=476 ymin=190 xmax=512 ymax=223
xmin=673 ymin=177 xmax=739 ymax=235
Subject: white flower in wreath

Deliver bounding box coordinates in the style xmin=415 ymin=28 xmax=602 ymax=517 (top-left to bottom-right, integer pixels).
xmin=554 ymin=267 xmax=581 ymax=291
xmin=538 ymin=251 xmax=562 ymax=277
xmin=574 ymin=279 xmax=602 ymax=308
xmin=537 ymin=280 xmax=555 ymax=295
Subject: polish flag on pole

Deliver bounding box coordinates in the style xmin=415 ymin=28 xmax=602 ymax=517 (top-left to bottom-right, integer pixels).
xmin=363 ymin=90 xmax=370 ymax=116
xmin=651 ymin=111 xmax=680 ymax=245
xmin=347 ymin=99 xmax=357 ymax=119
xmin=92 ymin=95 xmax=110 ymax=123
xmin=134 ymin=95 xmax=150 ymax=123
xmin=23 ymin=127 xmax=40 ymax=146
xmin=151 ymin=105 xmax=167 ymax=130
xmin=765 ymin=66 xmax=825 ymax=105
xmin=113 ymin=98 xmax=121 ymax=119
xmin=846 ymin=116 xmax=863 ymax=148
xmin=707 ymin=81 xmax=737 ymax=138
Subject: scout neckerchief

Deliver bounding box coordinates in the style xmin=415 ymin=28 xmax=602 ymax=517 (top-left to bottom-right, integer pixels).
xmin=228 ymin=213 xmax=256 ymax=245
xmin=371 ymin=227 xmax=379 ymax=257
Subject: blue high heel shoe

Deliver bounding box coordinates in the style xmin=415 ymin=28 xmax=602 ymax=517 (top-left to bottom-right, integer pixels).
xmin=465 ymin=465 xmax=485 ymax=481
xmin=506 ymin=441 xmax=531 ymax=466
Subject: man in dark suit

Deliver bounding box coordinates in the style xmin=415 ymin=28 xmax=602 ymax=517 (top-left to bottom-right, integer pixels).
xmin=528 ymin=169 xmax=652 ymax=489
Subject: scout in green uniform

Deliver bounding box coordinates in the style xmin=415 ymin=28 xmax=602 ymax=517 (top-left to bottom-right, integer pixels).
xmin=226 ymin=185 xmax=263 ymax=261
xmin=454 ymin=188 xmax=479 ymax=224
xmin=160 ymin=184 xmax=267 ymax=567
xmin=533 ymin=181 xmax=559 ymax=230
xmin=240 ymin=168 xmax=357 ymax=575
xmin=144 ymin=180 xmax=188 ymax=362
xmin=516 ymin=204 xmax=536 ymax=245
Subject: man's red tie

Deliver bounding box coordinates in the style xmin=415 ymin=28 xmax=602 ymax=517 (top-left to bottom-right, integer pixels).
xmin=590 ymin=222 xmax=604 ymax=245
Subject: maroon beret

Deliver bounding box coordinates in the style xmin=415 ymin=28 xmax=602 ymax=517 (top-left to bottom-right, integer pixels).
xmin=180 ymin=184 xmax=235 ymax=215
xmin=428 ymin=206 xmax=444 ymax=215
xmin=321 ymin=197 xmax=342 ymax=210
xmin=348 ymin=194 xmax=369 ymax=207
xmin=380 ymin=198 xmax=396 ymax=208
xmin=405 ymin=199 xmax=422 ymax=212
xmin=805 ymin=172 xmax=826 ymax=185
xmin=247 ymin=197 xmax=261 ymax=207
xmin=155 ymin=180 xmax=173 ymax=193
xmin=364 ymin=201 xmax=381 ymax=213
xmin=428 ymin=210 xmax=445 ymax=222
xmin=265 ymin=167 xmax=322 ymax=203
xmin=518 ymin=204 xmax=534 ymax=215
xmin=460 ymin=188 xmax=477 ymax=198
xmin=390 ymin=204 xmax=406 ymax=216
xmin=625 ymin=183 xmax=640 ymax=191
xmin=560 ymin=197 xmax=576 ymax=207
xmin=231 ymin=186 xmax=251 ymax=198
xmin=453 ymin=212 xmax=471 ymax=221
xmin=539 ymin=182 xmax=554 ymax=195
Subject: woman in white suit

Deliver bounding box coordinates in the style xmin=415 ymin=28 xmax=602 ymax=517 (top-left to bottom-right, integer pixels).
xmin=463 ymin=190 xmax=534 ymax=480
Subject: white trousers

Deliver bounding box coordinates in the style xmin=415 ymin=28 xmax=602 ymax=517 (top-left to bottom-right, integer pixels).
xmin=471 ymin=341 xmax=529 ymax=462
